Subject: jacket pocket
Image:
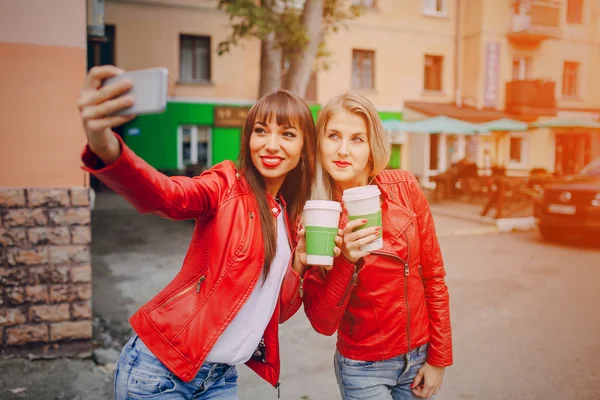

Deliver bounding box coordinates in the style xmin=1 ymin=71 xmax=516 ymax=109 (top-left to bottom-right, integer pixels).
xmin=239 ymin=211 xmax=255 ymax=254
xmin=161 ymin=275 xmax=206 ymax=309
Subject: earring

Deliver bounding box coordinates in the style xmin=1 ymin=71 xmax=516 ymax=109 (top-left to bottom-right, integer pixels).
xmin=300 ymin=157 xmax=305 ymax=171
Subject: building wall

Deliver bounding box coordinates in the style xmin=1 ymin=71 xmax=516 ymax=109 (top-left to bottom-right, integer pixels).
xmin=0 ymin=1 xmax=92 ymax=352
xmin=0 ymin=0 xmax=88 ymax=188
xmin=319 ymin=0 xmax=457 ymax=109
xmin=104 ymin=0 xmax=261 ymax=101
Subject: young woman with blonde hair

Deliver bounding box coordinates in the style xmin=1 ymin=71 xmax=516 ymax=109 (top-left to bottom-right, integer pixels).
xmin=297 ymin=92 xmax=453 ymax=399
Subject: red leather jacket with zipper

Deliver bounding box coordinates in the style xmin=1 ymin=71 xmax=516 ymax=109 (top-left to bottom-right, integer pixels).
xmin=81 ymin=134 xmax=303 ymax=387
xmin=302 ymin=169 xmax=453 ymax=367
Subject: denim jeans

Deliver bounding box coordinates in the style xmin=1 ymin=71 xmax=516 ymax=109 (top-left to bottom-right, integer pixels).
xmin=114 ymin=334 xmax=238 ymax=400
xmin=334 ymin=344 xmax=430 ymax=400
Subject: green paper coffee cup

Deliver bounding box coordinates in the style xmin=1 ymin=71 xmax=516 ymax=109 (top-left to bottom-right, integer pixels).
xmin=303 ymin=200 xmax=342 ymax=266
xmin=342 ymin=185 xmax=383 ymax=252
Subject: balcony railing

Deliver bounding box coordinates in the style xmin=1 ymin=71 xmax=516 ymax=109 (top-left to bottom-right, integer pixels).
xmin=505 ymin=80 xmax=557 ymax=116
xmin=508 ymin=0 xmax=562 ymax=44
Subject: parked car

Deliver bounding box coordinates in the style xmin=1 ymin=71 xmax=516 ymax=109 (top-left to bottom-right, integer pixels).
xmin=534 ymin=157 xmax=600 ymax=241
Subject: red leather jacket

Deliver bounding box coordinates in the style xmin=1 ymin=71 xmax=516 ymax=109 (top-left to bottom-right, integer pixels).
xmin=302 ymin=169 xmax=453 ymax=367
xmin=81 ymin=134 xmax=303 ymax=386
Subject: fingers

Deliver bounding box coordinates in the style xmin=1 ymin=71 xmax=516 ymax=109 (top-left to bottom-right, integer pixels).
xmin=85 ymin=115 xmax=136 ymax=133
xmin=297 ymin=228 xmax=305 ymax=239
xmin=83 ymin=65 xmax=125 ymax=91
xmin=81 ymin=95 xmax=134 ymax=120
xmin=345 ymin=226 xmax=379 ymax=244
xmin=345 ymin=232 xmax=379 ymax=251
xmin=79 ymin=78 xmax=133 ymax=110
xmin=344 ymin=218 xmax=368 ymax=233
xmin=411 ymin=370 xmax=424 ymax=391
xmin=333 ymin=246 xmax=341 ymax=257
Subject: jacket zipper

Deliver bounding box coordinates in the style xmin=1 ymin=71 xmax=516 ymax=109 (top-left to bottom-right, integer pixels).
xmin=298 ymin=277 xmax=304 ymax=298
xmin=370 ymin=232 xmax=411 ymax=350
xmin=161 ymin=276 xmax=206 ymax=308
xmin=337 ymin=264 xmax=358 ymax=307
xmin=241 ymin=211 xmax=254 ymax=253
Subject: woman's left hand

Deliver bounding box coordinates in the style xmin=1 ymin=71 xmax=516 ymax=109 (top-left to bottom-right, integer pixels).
xmin=411 ymin=363 xmax=445 ymax=398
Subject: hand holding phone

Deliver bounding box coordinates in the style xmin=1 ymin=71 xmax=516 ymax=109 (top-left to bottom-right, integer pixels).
xmin=101 ymin=67 xmax=168 ymax=116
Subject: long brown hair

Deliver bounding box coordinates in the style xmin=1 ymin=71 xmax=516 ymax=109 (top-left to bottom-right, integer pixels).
xmin=236 ymin=89 xmax=316 ymax=279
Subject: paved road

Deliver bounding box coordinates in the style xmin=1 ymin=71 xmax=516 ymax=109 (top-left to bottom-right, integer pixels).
xmin=1 ymin=193 xmax=599 ymax=400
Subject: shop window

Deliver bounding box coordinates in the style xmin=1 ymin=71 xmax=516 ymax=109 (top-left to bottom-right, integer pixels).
xmin=179 ymin=126 xmax=211 ymax=170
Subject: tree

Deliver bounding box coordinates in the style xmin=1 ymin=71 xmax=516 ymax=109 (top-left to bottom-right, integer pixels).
xmin=216 ymin=0 xmax=361 ymax=98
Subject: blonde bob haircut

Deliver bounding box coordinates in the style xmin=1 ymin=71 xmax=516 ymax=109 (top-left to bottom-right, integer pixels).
xmin=311 ymin=92 xmax=391 ymax=200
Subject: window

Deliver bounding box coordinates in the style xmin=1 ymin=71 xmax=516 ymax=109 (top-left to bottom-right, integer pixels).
xmin=508 ymin=134 xmax=528 ymax=169
xmin=180 ymin=35 xmax=211 ymax=82
xmin=510 ymin=137 xmax=523 ymax=163
xmin=352 ymin=0 xmax=377 ymax=7
xmin=566 ymin=0 xmax=583 ymax=24
xmin=512 ymin=56 xmax=532 ymax=80
xmin=429 ymin=134 xmax=440 ymax=170
xmin=178 ymin=126 xmax=211 ymax=170
xmin=423 ymin=0 xmax=447 ymax=16
xmin=562 ymin=61 xmax=580 ymax=98
xmin=424 ymin=55 xmax=443 ymax=91
xmin=352 ymin=49 xmax=375 ymax=90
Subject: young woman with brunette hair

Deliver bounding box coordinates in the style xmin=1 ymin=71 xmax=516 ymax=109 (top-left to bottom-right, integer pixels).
xmin=77 ymin=65 xmax=316 ymax=399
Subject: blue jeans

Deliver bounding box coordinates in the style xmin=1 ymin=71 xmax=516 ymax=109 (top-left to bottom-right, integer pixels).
xmin=334 ymin=344 xmax=430 ymax=400
xmin=114 ymin=334 xmax=238 ymax=400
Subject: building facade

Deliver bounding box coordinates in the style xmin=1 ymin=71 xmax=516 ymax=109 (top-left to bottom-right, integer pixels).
xmin=96 ymin=0 xmax=600 ymax=181
xmin=1 ymin=0 xmax=92 ymax=353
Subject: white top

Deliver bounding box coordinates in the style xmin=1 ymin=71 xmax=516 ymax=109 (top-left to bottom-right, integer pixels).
xmin=204 ymin=208 xmax=291 ymax=365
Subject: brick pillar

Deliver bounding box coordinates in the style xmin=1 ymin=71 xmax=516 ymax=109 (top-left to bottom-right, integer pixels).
xmin=0 ymin=188 xmax=92 ymax=355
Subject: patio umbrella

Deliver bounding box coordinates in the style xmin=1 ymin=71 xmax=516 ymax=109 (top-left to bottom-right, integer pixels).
xmin=381 ymin=119 xmax=413 ymax=132
xmin=404 ymin=115 xmax=490 ymax=135
xmin=479 ymin=117 xmax=528 ymax=131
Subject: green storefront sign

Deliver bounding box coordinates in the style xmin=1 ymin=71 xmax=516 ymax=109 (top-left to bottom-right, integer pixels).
xmin=123 ymin=100 xmax=401 ymax=172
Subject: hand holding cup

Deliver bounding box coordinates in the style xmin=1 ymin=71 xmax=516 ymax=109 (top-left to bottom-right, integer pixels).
xmin=339 ymin=219 xmax=381 ymax=264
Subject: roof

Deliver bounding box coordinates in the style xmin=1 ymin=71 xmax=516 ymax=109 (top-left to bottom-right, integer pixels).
xmin=403 ymin=101 xmax=507 ymax=123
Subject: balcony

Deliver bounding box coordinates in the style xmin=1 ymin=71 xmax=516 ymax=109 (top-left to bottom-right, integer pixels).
xmin=507 ymin=1 xmax=562 ymax=45
xmin=505 ymin=80 xmax=557 ymax=117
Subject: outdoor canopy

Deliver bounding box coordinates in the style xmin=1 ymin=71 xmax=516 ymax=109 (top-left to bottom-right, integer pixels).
xmin=479 ymin=117 xmax=528 ymax=131
xmin=529 ymin=119 xmax=600 ymax=129
xmin=382 ymin=115 xmax=490 ymax=135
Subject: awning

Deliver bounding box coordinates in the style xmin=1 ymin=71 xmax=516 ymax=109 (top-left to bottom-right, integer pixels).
xmin=479 ymin=117 xmax=528 ymax=132
xmin=403 ymin=115 xmax=490 ymax=135
xmin=530 ymin=119 xmax=600 ymax=129
xmin=382 ymin=119 xmax=413 ymax=132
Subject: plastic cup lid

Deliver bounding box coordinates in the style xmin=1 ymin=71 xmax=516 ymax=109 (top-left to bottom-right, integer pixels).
xmin=303 ymin=200 xmax=342 ymax=212
xmin=342 ymin=185 xmax=381 ymax=202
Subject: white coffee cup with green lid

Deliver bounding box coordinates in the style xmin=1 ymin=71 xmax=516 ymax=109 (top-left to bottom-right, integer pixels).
xmin=303 ymin=200 xmax=342 ymax=265
xmin=342 ymin=185 xmax=383 ymax=252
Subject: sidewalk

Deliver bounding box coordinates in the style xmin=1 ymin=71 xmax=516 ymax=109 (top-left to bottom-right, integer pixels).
xmin=428 ymin=200 xmax=536 ymax=233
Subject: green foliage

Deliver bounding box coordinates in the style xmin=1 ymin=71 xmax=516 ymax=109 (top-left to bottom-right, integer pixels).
xmin=216 ymin=0 xmax=362 ymax=62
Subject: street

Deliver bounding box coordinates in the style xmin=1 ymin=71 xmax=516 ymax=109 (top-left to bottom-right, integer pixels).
xmin=1 ymin=193 xmax=599 ymax=399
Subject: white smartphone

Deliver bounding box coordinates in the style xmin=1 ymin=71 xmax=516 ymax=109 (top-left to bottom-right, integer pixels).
xmin=102 ymin=67 xmax=169 ymax=116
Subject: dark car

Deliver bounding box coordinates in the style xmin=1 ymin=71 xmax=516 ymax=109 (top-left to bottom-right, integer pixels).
xmin=534 ymin=157 xmax=600 ymax=241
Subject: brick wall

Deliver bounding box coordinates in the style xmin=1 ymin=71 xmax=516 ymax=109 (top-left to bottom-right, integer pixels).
xmin=0 ymin=188 xmax=92 ymax=354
